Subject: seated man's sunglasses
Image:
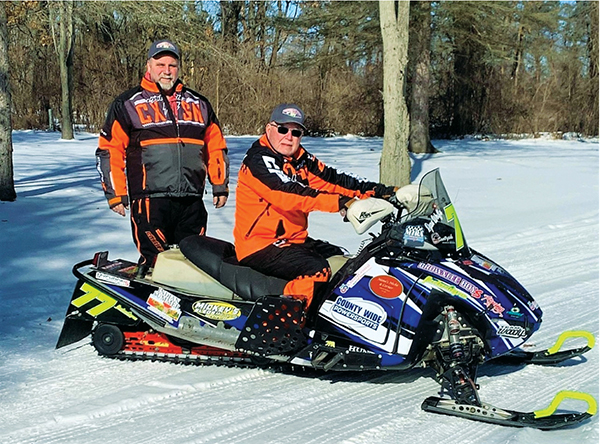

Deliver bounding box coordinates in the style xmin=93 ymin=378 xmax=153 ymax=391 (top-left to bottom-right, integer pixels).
xmin=275 ymin=125 xmax=303 ymax=138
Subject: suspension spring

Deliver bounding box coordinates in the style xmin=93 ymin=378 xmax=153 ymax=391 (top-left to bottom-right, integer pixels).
xmin=446 ymin=306 xmax=465 ymax=361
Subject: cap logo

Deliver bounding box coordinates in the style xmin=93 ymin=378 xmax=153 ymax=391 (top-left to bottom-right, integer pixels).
xmin=156 ymin=41 xmax=175 ymax=50
xmin=282 ymin=108 xmax=302 ymax=118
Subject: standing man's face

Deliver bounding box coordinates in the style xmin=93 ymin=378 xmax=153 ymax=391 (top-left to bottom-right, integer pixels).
xmin=147 ymin=54 xmax=179 ymax=92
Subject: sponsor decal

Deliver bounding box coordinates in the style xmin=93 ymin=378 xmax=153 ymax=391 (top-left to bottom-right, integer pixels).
xmin=96 ymin=271 xmax=131 ymax=288
xmin=147 ymin=288 xmax=181 ymax=323
xmin=192 ymin=301 xmax=241 ymax=321
xmin=431 ymin=232 xmax=454 ymax=244
xmin=424 ymin=207 xmax=444 ymax=233
xmin=507 ymin=306 xmax=524 ymax=319
xmin=423 ymin=276 xmax=469 ymax=299
xmin=348 ymin=345 xmax=375 ymax=354
xmin=528 ymin=300 xmax=539 ymax=311
xmin=339 ymin=283 xmax=350 ymax=294
xmin=497 ymin=324 xmax=528 ymax=338
xmin=345 ymin=262 xmax=372 ymax=289
xmin=369 ymin=275 xmax=403 ymax=299
xmin=404 ymin=225 xmax=425 ymax=247
xmin=331 ymin=296 xmax=387 ymax=331
xmin=417 ymin=262 xmax=505 ymax=315
xmin=470 ymin=254 xmax=501 ymax=272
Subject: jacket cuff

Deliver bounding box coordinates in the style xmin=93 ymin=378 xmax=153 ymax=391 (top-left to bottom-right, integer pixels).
xmin=212 ymin=185 xmax=229 ymax=197
xmin=108 ymin=196 xmax=129 ymax=208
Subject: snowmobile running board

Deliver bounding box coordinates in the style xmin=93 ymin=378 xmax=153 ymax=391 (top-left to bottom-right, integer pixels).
xmin=422 ymin=390 xmax=597 ymax=430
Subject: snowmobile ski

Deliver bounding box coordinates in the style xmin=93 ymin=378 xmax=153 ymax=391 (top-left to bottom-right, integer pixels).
xmin=422 ymin=390 xmax=597 ymax=430
xmin=491 ymin=330 xmax=595 ymax=366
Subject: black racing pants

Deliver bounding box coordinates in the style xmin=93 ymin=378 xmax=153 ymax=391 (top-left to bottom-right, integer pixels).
xmin=240 ymin=238 xmax=344 ymax=307
xmin=130 ymin=196 xmax=208 ymax=266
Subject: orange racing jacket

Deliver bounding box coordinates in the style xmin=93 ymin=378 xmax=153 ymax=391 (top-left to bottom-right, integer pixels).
xmin=234 ymin=135 xmax=385 ymax=261
xmin=96 ymin=77 xmax=229 ymax=208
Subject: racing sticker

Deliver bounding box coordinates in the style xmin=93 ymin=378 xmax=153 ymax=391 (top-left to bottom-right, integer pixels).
xmin=96 ymin=271 xmax=131 ymax=288
xmin=331 ymin=296 xmax=387 ymax=332
xmin=369 ymin=275 xmax=403 ymax=299
xmin=147 ymin=288 xmax=182 ymax=323
xmin=192 ymin=301 xmax=241 ymax=321
xmin=403 ymin=225 xmax=425 ymax=247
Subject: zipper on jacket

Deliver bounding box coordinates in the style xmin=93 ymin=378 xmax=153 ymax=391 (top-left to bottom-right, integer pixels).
xmin=245 ymin=202 xmax=271 ymax=238
xmin=158 ymin=85 xmax=183 ymax=193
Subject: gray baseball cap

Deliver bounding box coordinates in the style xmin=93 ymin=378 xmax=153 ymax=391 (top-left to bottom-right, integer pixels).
xmin=148 ymin=40 xmax=180 ymax=60
xmin=269 ymin=104 xmax=306 ymax=130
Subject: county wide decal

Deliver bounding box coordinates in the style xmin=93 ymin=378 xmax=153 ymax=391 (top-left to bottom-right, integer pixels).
xmin=369 ymin=275 xmax=403 ymax=299
xmin=192 ymin=300 xmax=242 ymax=321
xmin=331 ymin=296 xmax=387 ymax=333
xmin=147 ymin=288 xmax=182 ymax=323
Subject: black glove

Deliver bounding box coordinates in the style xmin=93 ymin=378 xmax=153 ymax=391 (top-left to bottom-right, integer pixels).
xmin=373 ymin=185 xmax=398 ymax=199
xmin=338 ymin=195 xmax=355 ymax=211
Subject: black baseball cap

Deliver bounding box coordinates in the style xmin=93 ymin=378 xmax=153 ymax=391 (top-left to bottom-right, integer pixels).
xmin=148 ymin=40 xmax=180 ymax=60
xmin=269 ymin=104 xmax=306 ymax=130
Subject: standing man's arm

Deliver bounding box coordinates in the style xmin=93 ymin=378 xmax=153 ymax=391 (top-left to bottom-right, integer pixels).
xmin=95 ymin=100 xmax=131 ymax=216
xmin=204 ymin=103 xmax=230 ymax=208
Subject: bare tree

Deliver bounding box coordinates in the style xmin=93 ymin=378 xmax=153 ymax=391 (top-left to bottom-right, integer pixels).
xmin=408 ymin=0 xmax=436 ymax=153
xmin=0 ymin=2 xmax=15 ymax=201
xmin=49 ymin=0 xmax=74 ymax=140
xmin=379 ymin=0 xmax=410 ymax=186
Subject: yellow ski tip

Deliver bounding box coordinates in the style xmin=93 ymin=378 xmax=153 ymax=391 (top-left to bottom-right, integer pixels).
xmin=547 ymin=330 xmax=595 ymax=355
xmin=534 ymin=390 xmax=598 ymax=418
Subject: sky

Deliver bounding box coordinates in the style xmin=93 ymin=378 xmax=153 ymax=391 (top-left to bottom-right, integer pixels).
xmin=0 ymin=131 xmax=598 ymax=443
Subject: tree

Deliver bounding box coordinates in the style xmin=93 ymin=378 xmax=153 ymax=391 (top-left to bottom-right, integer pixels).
xmin=0 ymin=2 xmax=16 ymax=202
xmin=379 ymin=0 xmax=410 ymax=186
xmin=408 ymin=0 xmax=436 ymax=153
xmin=49 ymin=0 xmax=74 ymax=139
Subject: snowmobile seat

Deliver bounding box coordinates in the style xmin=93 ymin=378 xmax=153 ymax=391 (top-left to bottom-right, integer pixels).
xmin=179 ymin=235 xmax=288 ymax=301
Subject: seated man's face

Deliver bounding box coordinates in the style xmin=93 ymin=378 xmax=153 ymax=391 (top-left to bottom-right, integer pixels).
xmin=266 ymin=122 xmax=304 ymax=157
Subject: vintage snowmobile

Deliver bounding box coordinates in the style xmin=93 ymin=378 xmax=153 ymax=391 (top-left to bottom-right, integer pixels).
xmin=56 ymin=169 xmax=597 ymax=430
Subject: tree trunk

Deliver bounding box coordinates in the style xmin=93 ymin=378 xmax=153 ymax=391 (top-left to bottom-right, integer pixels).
xmin=0 ymin=2 xmax=16 ymax=201
xmin=379 ymin=0 xmax=411 ymax=186
xmin=408 ymin=0 xmax=436 ymax=154
xmin=49 ymin=1 xmax=74 ymax=140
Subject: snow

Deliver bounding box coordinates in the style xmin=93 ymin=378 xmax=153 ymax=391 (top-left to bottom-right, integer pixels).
xmin=0 ymin=131 xmax=598 ymax=443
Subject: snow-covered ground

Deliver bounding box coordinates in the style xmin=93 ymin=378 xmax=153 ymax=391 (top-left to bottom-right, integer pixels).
xmin=0 ymin=132 xmax=598 ymax=443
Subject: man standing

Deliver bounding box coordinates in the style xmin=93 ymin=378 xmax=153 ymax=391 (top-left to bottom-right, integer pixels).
xmin=96 ymin=39 xmax=229 ymax=276
xmin=233 ymin=103 xmax=395 ymax=309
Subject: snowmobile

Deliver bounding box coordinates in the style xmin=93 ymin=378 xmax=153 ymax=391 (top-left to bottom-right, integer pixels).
xmin=56 ymin=169 xmax=597 ymax=430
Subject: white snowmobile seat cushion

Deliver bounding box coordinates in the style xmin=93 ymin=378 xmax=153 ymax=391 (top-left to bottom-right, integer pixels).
xmin=151 ymin=248 xmax=235 ymax=298
xmin=346 ymin=197 xmax=395 ymax=235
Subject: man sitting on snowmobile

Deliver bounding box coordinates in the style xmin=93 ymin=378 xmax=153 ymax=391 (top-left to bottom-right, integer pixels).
xmin=233 ymin=103 xmax=396 ymax=310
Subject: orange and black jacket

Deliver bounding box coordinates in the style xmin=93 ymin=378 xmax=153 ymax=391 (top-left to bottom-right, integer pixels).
xmin=234 ymin=135 xmax=384 ymax=261
xmin=96 ymin=77 xmax=229 ymax=208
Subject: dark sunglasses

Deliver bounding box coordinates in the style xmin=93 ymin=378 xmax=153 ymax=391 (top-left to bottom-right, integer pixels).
xmin=275 ymin=125 xmax=303 ymax=138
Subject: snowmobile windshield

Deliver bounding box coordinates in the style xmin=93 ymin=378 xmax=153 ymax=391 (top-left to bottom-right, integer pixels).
xmin=401 ymin=169 xmax=470 ymax=257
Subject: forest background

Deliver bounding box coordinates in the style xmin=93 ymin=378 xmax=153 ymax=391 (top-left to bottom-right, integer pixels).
xmin=5 ymin=0 xmax=599 ymax=140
